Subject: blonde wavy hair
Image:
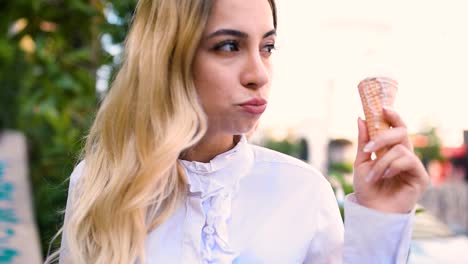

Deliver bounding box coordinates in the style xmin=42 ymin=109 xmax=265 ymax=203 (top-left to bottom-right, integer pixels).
xmin=45 ymin=0 xmax=277 ymax=263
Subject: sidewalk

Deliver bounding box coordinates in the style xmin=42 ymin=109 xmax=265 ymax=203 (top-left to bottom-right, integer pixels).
xmin=408 ymin=178 xmax=468 ymax=263
xmin=0 ymin=131 xmax=42 ymax=264
xmin=419 ymin=179 xmax=468 ymax=235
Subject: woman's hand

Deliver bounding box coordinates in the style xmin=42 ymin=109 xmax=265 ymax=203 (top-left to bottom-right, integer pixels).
xmin=353 ymin=107 xmax=430 ymax=214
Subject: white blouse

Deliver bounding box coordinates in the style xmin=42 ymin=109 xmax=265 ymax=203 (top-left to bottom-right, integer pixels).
xmin=60 ymin=136 xmax=414 ymax=264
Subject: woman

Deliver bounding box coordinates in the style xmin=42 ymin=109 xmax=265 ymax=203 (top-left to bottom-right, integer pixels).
xmin=48 ymin=0 xmax=429 ymax=263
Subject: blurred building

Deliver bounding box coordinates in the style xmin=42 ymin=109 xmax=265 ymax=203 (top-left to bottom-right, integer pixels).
xmin=294 ymin=118 xmax=329 ymax=173
xmin=251 ymin=118 xmax=329 ymax=173
xmin=327 ymin=138 xmax=354 ymax=166
xmin=418 ymin=130 xmax=468 ymax=236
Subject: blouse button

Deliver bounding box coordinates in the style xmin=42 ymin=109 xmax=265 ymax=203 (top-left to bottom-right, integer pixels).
xmin=203 ymin=225 xmax=215 ymax=235
xmin=206 ymin=234 xmax=215 ymax=248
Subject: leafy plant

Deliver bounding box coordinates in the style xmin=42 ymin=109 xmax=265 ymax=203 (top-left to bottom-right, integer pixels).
xmin=413 ymin=128 xmax=445 ymax=167
xmin=264 ymin=138 xmax=303 ymax=160
xmin=0 ymin=0 xmax=135 ymax=258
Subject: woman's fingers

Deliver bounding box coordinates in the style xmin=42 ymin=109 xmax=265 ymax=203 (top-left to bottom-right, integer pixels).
xmin=383 ymin=106 xmax=407 ymax=128
xmin=355 ymin=117 xmax=372 ymax=165
xmin=382 ymin=155 xmax=430 ymax=190
xmin=362 ymin=127 xmax=412 ymax=154
xmin=367 ymin=143 xmax=428 ymax=189
xmin=380 ymin=156 xmax=415 ymax=180
xmin=366 ymin=144 xmax=411 ymax=183
xmin=361 ymin=107 xmax=413 ymax=154
xmin=356 ymin=109 xmax=413 ymax=167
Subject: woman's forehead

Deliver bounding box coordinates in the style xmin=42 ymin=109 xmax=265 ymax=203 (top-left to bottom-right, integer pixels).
xmin=204 ymin=0 xmax=275 ymax=35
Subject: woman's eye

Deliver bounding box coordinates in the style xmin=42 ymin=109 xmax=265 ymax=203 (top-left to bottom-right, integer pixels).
xmin=214 ymin=41 xmax=240 ymax=52
xmin=261 ymin=44 xmax=276 ymax=53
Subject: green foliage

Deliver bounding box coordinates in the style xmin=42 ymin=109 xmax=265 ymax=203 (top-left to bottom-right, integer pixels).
xmin=263 ymin=138 xmax=304 ymax=160
xmin=414 ymin=128 xmax=445 ymax=167
xmin=328 ymin=162 xmax=353 ymax=174
xmin=329 ymin=171 xmax=354 ymax=196
xmin=328 ymin=162 xmax=354 ymax=220
xmin=328 ymin=161 xmax=354 ymax=195
xmin=0 ymin=0 xmax=135 ymax=258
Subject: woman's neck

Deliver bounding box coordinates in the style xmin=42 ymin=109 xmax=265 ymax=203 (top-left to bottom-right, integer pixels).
xmin=182 ymin=133 xmax=240 ymax=163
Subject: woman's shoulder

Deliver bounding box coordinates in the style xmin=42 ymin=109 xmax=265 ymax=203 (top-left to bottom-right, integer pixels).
xmin=250 ymin=144 xmax=310 ymax=168
xmin=69 ymin=160 xmax=86 ymax=187
xmin=248 ymin=144 xmax=329 ymax=187
xmin=249 ymin=143 xmax=316 ymax=172
xmin=246 ymin=144 xmax=337 ymax=217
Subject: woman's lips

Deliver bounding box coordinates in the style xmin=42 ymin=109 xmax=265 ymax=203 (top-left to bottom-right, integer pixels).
xmin=238 ymin=98 xmax=268 ymax=115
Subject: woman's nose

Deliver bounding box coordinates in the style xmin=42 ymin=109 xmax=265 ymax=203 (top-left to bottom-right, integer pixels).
xmin=240 ymin=52 xmax=269 ymax=90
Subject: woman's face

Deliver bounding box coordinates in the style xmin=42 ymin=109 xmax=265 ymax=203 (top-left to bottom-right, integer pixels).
xmin=193 ymin=0 xmax=276 ymax=135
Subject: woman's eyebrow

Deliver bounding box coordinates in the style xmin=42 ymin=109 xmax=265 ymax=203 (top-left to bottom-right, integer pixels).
xmin=207 ymin=29 xmax=276 ymax=39
xmin=263 ymin=29 xmax=276 ymax=38
xmin=208 ymin=29 xmax=248 ymax=39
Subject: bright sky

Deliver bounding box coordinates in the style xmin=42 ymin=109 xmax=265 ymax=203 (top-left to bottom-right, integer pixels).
xmin=261 ymin=0 xmax=468 ymax=146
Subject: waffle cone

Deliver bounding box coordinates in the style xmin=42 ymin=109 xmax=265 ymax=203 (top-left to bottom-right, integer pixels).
xmin=358 ymin=77 xmax=398 ymax=158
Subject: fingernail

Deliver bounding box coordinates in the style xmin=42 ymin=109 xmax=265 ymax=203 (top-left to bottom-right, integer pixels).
xmin=363 ymin=141 xmax=375 ymax=152
xmin=383 ymin=106 xmax=394 ymax=112
xmin=383 ymin=168 xmax=390 ymax=178
xmin=366 ymin=170 xmax=375 ymax=182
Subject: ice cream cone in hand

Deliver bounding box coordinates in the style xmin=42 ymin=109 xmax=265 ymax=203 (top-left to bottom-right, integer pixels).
xmin=358 ymin=77 xmax=398 ymax=158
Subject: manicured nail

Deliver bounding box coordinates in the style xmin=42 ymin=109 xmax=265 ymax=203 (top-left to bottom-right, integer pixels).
xmin=363 ymin=141 xmax=375 ymax=152
xmin=366 ymin=170 xmax=375 ymax=182
xmin=383 ymin=168 xmax=391 ymax=178
xmin=383 ymin=106 xmax=394 ymax=112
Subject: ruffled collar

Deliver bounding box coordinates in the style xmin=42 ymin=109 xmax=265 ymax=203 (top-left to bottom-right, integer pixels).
xmin=179 ymin=135 xmax=254 ymax=199
xmin=179 ymin=135 xmax=254 ymax=263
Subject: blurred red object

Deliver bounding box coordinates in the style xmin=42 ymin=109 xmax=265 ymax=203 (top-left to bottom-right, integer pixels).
xmin=441 ymin=144 xmax=466 ymax=158
xmin=428 ymin=160 xmax=452 ymax=186
xmin=412 ymin=135 xmax=429 ymax=148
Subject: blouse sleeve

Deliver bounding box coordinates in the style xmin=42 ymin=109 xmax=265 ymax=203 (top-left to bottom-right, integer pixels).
xmin=343 ymin=193 xmax=414 ymax=264
xmin=302 ymin=179 xmax=344 ymax=264
xmin=59 ymin=161 xmax=85 ymax=264
xmin=303 ymin=182 xmax=414 ymax=264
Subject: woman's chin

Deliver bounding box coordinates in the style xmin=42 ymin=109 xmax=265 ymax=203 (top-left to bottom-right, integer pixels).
xmin=233 ymin=120 xmax=260 ymax=135
xmin=210 ymin=117 xmax=260 ymax=135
